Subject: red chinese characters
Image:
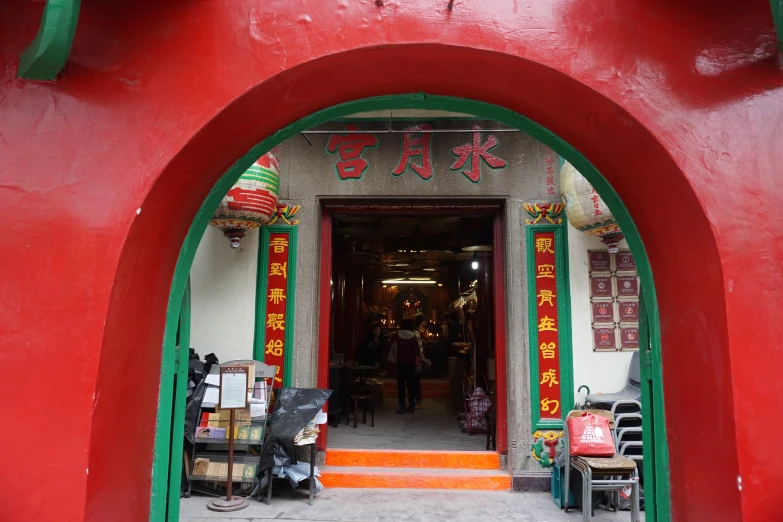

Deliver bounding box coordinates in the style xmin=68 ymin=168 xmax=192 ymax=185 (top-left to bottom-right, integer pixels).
xmin=226 ymin=187 xmax=277 ymax=215
xmin=590 ymin=187 xmax=603 ymax=217
xmin=534 ymin=231 xmax=561 ymax=419
xmin=264 ymin=233 xmax=291 ymax=385
xmin=544 ymin=147 xmax=556 ymax=195
xmin=392 ymin=124 xmax=434 ymax=179
xmin=450 ymin=125 xmax=507 ymax=183
xmin=326 ymin=124 xmax=379 ymax=180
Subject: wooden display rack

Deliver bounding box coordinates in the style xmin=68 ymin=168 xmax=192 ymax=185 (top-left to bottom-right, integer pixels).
xmin=185 ymin=360 xmax=276 ymax=505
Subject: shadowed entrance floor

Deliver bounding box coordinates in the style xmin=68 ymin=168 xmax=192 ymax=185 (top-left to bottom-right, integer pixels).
xmin=180 ymin=489 xmax=644 ymax=521
xmin=328 ymin=398 xmax=487 ymax=451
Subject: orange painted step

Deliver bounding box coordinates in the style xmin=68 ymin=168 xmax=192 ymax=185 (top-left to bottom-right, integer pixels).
xmin=325 ymin=449 xmax=500 ymax=470
xmin=320 ymin=466 xmax=511 ymax=491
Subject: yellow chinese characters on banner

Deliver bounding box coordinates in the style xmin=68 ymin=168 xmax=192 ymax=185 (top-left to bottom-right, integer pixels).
xmin=264 ymin=232 xmax=290 ymax=384
xmin=534 ymin=231 xmax=561 ymax=420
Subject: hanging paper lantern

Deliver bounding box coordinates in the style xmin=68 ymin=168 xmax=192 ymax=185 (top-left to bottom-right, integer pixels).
xmin=209 ymin=152 xmax=280 ymax=248
xmin=559 ymin=161 xmax=624 ymax=253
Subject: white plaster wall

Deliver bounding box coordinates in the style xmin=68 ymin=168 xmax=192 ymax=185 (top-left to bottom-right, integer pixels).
xmin=189 ymin=226 xmax=259 ymax=363
xmin=567 ymin=223 xmax=634 ymax=404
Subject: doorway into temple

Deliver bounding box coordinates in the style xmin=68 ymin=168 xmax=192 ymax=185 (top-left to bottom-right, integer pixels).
xmin=324 ymin=203 xmax=503 ymax=453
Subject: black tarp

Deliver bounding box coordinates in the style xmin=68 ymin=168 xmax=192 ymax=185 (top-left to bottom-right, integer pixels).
xmin=257 ymin=388 xmax=332 ymax=474
xmin=184 ymin=352 xmax=219 ymax=444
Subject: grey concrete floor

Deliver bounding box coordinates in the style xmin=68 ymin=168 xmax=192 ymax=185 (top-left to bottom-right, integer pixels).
xmin=328 ymin=397 xmax=488 ymax=451
xmin=180 ymin=489 xmax=643 ymax=521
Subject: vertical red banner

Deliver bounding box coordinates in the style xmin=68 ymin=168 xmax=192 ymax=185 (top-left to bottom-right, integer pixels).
xmin=534 ymin=231 xmax=561 ymax=419
xmin=263 ymin=232 xmax=290 ymax=386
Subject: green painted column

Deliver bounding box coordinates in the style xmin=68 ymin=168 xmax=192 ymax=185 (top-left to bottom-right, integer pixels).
xmin=254 ymin=225 xmax=298 ymax=387
xmin=772 ymin=0 xmax=783 ymax=55
xmin=523 ymin=202 xmax=574 ymax=468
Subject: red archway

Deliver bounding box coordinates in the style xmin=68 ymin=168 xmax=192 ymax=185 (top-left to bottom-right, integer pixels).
xmin=2 ymin=2 xmax=781 ymax=521
xmin=92 ymin=44 xmax=733 ymax=520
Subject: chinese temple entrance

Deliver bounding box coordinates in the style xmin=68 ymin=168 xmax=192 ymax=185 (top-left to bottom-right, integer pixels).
xmin=324 ymin=204 xmax=503 ymax=453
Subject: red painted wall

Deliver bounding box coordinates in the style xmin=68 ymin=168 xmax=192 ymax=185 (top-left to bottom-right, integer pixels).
xmin=1 ymin=0 xmax=781 ymax=520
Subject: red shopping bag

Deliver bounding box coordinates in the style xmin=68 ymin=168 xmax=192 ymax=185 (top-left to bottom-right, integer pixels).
xmin=567 ymin=412 xmax=615 ymax=457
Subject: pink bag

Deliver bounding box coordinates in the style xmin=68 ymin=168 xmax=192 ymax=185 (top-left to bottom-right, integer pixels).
xmin=567 ymin=412 xmax=615 ymax=457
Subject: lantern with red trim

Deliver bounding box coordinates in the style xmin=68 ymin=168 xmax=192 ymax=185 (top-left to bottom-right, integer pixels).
xmin=209 ymin=152 xmax=280 ymax=248
xmin=560 ymin=161 xmax=624 ymax=253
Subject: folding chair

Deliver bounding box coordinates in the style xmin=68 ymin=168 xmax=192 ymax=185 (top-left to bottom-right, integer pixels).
xmin=610 ymin=399 xmax=642 ymax=418
xmin=564 ymin=409 xmax=641 ymax=522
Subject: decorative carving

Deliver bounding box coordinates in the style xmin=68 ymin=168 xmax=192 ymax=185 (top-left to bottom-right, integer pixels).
xmin=524 ymin=202 xmax=564 ymax=225
xmin=268 ymin=203 xmax=301 ymax=226
xmin=530 ymin=430 xmax=564 ymax=468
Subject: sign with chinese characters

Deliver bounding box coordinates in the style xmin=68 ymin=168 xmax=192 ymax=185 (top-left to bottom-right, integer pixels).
xmin=533 ymin=231 xmax=562 ymax=421
xmin=619 ymin=327 xmax=640 ymax=350
xmin=590 ymin=276 xmax=613 ymax=298
xmin=587 ymin=249 xmax=641 ymax=351
xmin=320 ymin=121 xmax=517 ymax=184
xmin=219 ymin=366 xmax=249 ymax=410
xmin=255 ymin=227 xmax=298 ymax=387
xmin=616 ymin=275 xmax=639 ymax=297
xmin=594 ymin=327 xmax=617 ymax=351
xmin=619 ymin=301 xmax=639 ymax=322
xmin=591 ymin=302 xmax=615 ymax=323
xmin=615 ymin=250 xmax=637 ymax=271
xmin=588 ymin=250 xmax=611 ymax=273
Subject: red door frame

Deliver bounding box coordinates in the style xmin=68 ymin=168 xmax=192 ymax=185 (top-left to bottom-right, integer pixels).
xmin=316 ymin=199 xmax=508 ymax=454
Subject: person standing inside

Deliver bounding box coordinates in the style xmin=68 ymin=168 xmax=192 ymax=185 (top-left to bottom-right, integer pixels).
xmin=412 ymin=314 xmax=429 ymax=409
xmin=356 ymin=323 xmax=385 ymax=374
xmin=389 ymin=319 xmax=419 ymax=414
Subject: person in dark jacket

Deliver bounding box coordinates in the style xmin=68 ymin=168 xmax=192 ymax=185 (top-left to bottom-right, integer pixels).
xmin=356 ymin=323 xmax=385 ymax=370
xmin=412 ymin=314 xmax=429 ymax=409
xmin=390 ymin=319 xmax=419 ymax=414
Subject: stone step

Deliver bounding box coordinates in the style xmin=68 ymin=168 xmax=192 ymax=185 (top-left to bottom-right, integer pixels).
xmin=325 ymin=448 xmax=501 ymax=470
xmin=320 ymin=466 xmax=511 ymax=490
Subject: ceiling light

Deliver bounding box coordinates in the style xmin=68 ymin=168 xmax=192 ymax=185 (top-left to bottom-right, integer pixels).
xmin=471 ymin=252 xmax=479 ymax=270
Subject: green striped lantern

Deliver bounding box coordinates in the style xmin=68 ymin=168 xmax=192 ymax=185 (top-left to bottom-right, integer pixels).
xmin=210 ymin=152 xmax=280 ymax=248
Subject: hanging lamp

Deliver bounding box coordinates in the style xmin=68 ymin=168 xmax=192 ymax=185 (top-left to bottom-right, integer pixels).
xmin=559 ymin=161 xmax=624 ymax=253
xmin=209 ymin=152 xmax=280 ymax=249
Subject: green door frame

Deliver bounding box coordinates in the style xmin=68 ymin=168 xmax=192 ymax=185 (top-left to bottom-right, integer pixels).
xmin=151 ymin=94 xmax=670 ymax=521
xmin=165 ymin=278 xmax=190 ymax=522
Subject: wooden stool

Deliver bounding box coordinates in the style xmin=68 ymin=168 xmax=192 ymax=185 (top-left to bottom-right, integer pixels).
xmin=348 ymin=393 xmax=374 ymax=428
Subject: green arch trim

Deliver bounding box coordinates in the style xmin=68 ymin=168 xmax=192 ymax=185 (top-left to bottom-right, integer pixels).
xmin=151 ymin=93 xmax=670 ymax=521
xmin=18 ymin=0 xmax=81 ymax=81
xmin=772 ymin=0 xmax=783 ymax=54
